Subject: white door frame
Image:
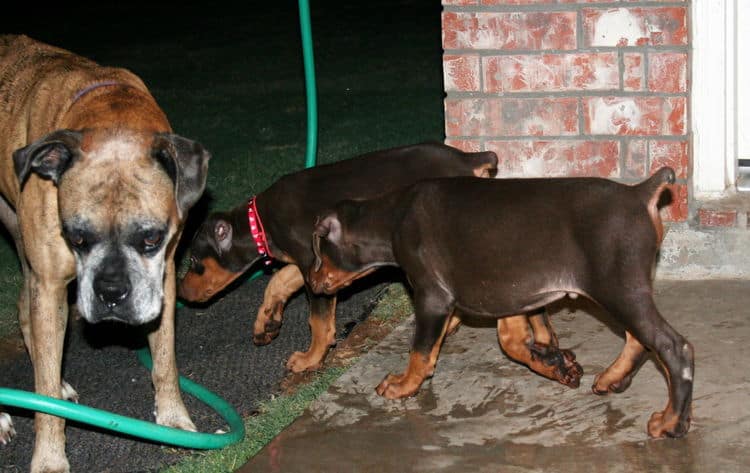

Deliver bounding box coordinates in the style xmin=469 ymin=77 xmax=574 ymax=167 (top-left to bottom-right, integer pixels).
xmin=691 ymin=0 xmax=743 ymax=199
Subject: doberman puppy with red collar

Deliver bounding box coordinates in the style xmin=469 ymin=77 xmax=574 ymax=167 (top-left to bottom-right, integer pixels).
xmin=308 ymin=167 xmax=693 ymax=438
xmin=178 ymin=142 xmax=581 ymax=386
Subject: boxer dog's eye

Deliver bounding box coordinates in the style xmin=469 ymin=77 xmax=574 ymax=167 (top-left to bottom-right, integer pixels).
xmin=63 ymin=228 xmax=96 ymax=253
xmin=142 ymin=230 xmax=165 ymax=253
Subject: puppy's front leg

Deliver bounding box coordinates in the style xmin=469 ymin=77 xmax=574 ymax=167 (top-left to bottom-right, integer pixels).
xmin=376 ymin=289 xmax=453 ymax=399
xmin=286 ymin=288 xmax=337 ymax=373
xmin=148 ymin=260 xmax=195 ymax=432
xmin=253 ymin=264 xmax=304 ymax=345
xmin=497 ymin=313 xmax=582 ymax=388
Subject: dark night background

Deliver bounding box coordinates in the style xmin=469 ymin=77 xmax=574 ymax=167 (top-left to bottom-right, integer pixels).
xmin=0 ymin=1 xmax=445 ymax=471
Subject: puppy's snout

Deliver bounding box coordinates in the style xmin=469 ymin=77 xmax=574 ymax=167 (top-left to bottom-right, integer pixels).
xmin=94 ymin=274 xmax=131 ymax=308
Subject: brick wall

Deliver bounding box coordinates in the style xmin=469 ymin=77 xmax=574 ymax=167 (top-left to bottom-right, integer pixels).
xmin=442 ymin=1 xmax=690 ymax=221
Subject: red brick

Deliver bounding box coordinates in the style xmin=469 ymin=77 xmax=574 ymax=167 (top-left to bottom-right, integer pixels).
xmin=666 ymin=97 xmax=686 ymax=135
xmin=625 ymin=140 xmax=647 ymax=178
xmin=582 ymin=7 xmax=688 ymax=47
xmin=623 ymin=53 xmax=644 ymax=91
xmin=444 ymin=55 xmax=481 ymax=92
xmin=443 ymin=0 xmax=478 ymax=5
xmin=584 ymin=96 xmax=687 ymax=136
xmin=662 ymin=184 xmax=688 ymax=222
xmin=444 ymin=139 xmax=482 ymax=152
xmin=480 ymin=0 xmax=555 ymax=4
xmin=649 ymin=140 xmax=689 ymax=179
xmin=445 ymin=98 xmax=579 ymax=137
xmin=445 ymin=98 xmax=488 ymax=137
xmin=485 ymin=140 xmax=620 ymax=177
xmin=560 ymin=0 xmax=623 ymax=3
xmin=442 ymin=12 xmax=577 ymax=50
xmin=483 ymin=53 xmax=618 ymax=93
xmin=648 ymin=52 xmax=688 ymax=93
xmin=698 ymin=209 xmax=738 ymax=228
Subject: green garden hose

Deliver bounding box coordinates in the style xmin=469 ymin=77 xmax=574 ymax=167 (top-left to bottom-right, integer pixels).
xmin=299 ymin=0 xmax=319 ymax=169
xmin=0 ymin=347 xmax=244 ymax=449
xmin=0 ymin=0 xmax=318 ymax=451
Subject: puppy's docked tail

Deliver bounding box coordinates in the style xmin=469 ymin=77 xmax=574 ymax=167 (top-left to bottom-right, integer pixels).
xmin=635 ymin=166 xmax=676 ymax=244
xmin=460 ymin=150 xmax=498 ymax=178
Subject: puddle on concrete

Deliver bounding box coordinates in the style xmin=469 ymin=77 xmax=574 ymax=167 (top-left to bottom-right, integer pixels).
xmin=243 ymin=280 xmax=750 ymax=473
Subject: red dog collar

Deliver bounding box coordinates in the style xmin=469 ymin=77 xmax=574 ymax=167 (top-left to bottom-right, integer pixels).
xmin=247 ymin=196 xmax=273 ymax=265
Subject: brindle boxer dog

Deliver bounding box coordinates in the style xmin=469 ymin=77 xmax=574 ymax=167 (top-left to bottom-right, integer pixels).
xmin=0 ymin=35 xmax=210 ymax=472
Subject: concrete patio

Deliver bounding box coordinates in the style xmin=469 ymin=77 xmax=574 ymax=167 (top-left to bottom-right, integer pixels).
xmin=242 ymin=279 xmax=750 ymax=473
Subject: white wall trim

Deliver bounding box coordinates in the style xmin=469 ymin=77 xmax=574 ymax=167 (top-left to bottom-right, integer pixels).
xmin=692 ymin=0 xmax=737 ymax=199
xmin=738 ymin=0 xmax=749 ymax=160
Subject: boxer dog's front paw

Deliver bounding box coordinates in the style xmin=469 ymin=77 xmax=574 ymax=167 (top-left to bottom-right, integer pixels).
xmin=154 ymin=403 xmax=196 ymax=432
xmin=286 ymin=351 xmax=322 ymax=373
xmin=0 ymin=413 xmax=15 ymax=445
xmin=61 ymin=380 xmax=79 ymax=403
xmin=375 ymin=373 xmax=421 ymax=399
xmin=647 ymin=408 xmax=690 ymax=438
xmin=30 ymin=450 xmax=70 ymax=473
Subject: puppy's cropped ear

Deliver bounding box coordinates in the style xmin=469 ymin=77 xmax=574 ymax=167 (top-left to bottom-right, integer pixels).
xmin=313 ymin=213 xmax=342 ymax=243
xmin=153 ymin=133 xmax=211 ymax=220
xmin=13 ymin=130 xmax=83 ymax=187
xmin=312 ymin=212 xmax=342 ymax=272
xmin=214 ymin=219 xmax=233 ymax=254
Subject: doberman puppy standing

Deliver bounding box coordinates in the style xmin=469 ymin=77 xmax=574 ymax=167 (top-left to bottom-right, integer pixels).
xmin=0 ymin=35 xmax=210 ymax=472
xmin=178 ymin=143 xmax=581 ymax=386
xmin=308 ymin=167 xmax=693 ymax=439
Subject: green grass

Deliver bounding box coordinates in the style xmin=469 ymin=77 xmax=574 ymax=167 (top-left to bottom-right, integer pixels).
xmin=368 ymin=283 xmax=414 ymax=323
xmin=161 ymin=366 xmax=348 ymax=473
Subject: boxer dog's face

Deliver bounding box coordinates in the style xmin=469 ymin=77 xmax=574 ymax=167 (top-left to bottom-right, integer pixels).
xmin=13 ymin=129 xmax=210 ymax=325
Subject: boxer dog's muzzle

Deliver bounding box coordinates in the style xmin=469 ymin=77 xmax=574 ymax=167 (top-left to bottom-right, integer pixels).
xmin=13 ymin=128 xmax=208 ymax=325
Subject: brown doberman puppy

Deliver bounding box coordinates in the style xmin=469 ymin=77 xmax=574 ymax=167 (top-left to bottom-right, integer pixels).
xmin=178 ymin=142 xmax=581 ymax=386
xmin=308 ymin=167 xmax=693 ymax=439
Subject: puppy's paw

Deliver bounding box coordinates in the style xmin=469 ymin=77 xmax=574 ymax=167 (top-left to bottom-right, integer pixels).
xmin=286 ymin=351 xmax=322 ymax=373
xmin=61 ymin=380 xmax=79 ymax=403
xmin=154 ymin=404 xmax=197 ymax=432
xmin=592 ymin=371 xmax=634 ymax=395
xmin=253 ymin=319 xmax=282 ymax=346
xmin=647 ymin=409 xmax=690 ymax=439
xmin=554 ymin=348 xmax=583 ymax=388
xmin=530 ymin=344 xmax=582 ymax=388
xmin=0 ymin=413 xmax=15 ymax=445
xmin=375 ymin=373 xmax=421 ymax=399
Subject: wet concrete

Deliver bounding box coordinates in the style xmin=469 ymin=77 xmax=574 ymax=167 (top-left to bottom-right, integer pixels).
xmin=241 ymin=280 xmax=750 ymax=472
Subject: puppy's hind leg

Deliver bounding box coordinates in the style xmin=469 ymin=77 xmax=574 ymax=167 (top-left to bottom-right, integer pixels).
xmin=599 ymin=291 xmax=693 ymax=438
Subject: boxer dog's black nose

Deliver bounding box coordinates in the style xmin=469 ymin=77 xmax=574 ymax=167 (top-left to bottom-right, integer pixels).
xmin=95 ymin=281 xmax=129 ymax=307
xmin=94 ymin=267 xmax=130 ymax=308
